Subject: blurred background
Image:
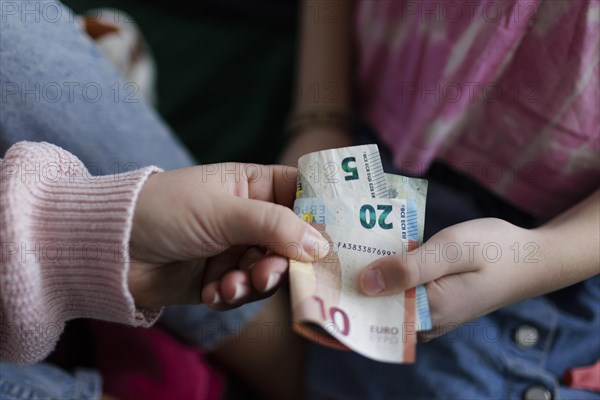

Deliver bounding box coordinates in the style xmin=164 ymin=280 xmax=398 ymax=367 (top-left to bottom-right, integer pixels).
xmin=65 ymin=0 xmax=298 ymax=164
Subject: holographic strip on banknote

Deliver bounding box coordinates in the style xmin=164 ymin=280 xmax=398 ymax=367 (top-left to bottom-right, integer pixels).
xmin=385 ymin=174 xmax=432 ymax=331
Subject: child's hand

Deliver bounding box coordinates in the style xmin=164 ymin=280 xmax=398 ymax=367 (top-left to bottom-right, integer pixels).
xmin=128 ymin=163 xmax=328 ymax=310
xmin=358 ymin=191 xmax=599 ymax=341
xmin=358 ymin=218 xmax=555 ymax=341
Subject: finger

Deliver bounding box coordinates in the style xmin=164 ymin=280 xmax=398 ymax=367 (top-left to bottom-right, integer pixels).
xmin=201 ymin=281 xmax=225 ymax=308
xmin=249 ymin=254 xmax=289 ymax=293
xmin=201 ymin=271 xmax=254 ymax=309
xmin=270 ymin=165 xmax=298 ymax=209
xmin=201 ymin=248 xmax=282 ymax=308
xmin=224 ymin=247 xmax=287 ymax=292
xmin=201 ymin=246 xmax=254 ymax=310
xmin=418 ymin=271 xmax=502 ymax=342
xmin=223 ymin=196 xmax=328 ymax=262
xmin=238 ymin=247 xmax=289 ymax=292
xmin=358 ymin=251 xmax=441 ymax=297
xmin=202 ymin=270 xmax=279 ymax=309
xmin=245 ymin=165 xmax=298 ymax=208
xmin=358 ymin=243 xmax=478 ymax=296
xmin=239 ymin=247 xmax=266 ymax=270
xmin=202 ymin=246 xmax=247 ymax=285
xmin=200 ymin=281 xmax=239 ymax=311
xmin=218 ymin=270 xmax=275 ymax=305
xmin=219 ymin=270 xmax=253 ymax=304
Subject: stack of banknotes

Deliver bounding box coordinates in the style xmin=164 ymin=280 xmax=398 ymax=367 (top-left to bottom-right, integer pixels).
xmin=290 ymin=144 xmax=430 ymax=363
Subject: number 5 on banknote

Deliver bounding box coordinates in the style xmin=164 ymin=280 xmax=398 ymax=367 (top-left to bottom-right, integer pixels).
xmin=341 ymin=156 xmax=359 ymax=181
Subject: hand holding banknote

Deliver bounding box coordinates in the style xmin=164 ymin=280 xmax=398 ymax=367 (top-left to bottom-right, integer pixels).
xmin=358 ymin=217 xmax=550 ymax=341
xmin=129 ymin=163 xmax=328 ymax=309
xmin=289 ymin=145 xmax=430 ymax=363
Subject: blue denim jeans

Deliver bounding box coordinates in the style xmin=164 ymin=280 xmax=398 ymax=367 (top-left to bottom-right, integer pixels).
xmin=1 ymin=1 xmax=262 ymax=398
xmin=303 ymin=127 xmax=600 ymax=399
xmin=0 ymin=363 xmax=100 ymax=400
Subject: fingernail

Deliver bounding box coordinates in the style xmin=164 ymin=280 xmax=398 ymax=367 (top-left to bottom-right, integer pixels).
xmin=212 ymin=291 xmax=221 ymax=305
xmin=263 ymin=272 xmax=281 ymax=292
xmin=302 ymin=226 xmax=328 ymax=259
xmin=361 ymin=268 xmax=385 ymax=295
xmin=231 ymin=282 xmax=249 ymax=302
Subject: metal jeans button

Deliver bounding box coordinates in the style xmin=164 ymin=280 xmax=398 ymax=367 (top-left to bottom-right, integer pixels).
xmin=514 ymin=325 xmax=539 ymax=348
xmin=524 ymin=385 xmax=552 ymax=400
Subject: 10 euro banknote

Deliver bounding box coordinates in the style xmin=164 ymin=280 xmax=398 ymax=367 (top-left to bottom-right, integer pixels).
xmin=290 ymin=144 xmax=430 ymax=363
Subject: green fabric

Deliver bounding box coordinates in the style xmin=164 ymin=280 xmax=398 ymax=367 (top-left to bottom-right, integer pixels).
xmin=64 ymin=0 xmax=296 ymax=164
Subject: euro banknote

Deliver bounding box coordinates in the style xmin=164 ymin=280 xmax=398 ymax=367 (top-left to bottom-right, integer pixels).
xmin=296 ymin=144 xmax=431 ymax=328
xmin=290 ymin=144 xmax=430 ymax=363
xmin=296 ymin=144 xmax=387 ymax=200
xmin=293 ymin=196 xmax=431 ymax=331
xmin=290 ymin=223 xmax=417 ymax=363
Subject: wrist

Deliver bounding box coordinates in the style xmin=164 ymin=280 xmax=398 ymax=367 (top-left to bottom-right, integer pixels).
xmin=285 ymin=109 xmax=354 ymax=138
xmin=280 ymin=126 xmax=354 ymax=165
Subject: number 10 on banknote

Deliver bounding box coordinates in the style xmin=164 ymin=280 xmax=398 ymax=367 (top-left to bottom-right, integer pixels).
xmin=289 ymin=145 xmax=430 ymax=364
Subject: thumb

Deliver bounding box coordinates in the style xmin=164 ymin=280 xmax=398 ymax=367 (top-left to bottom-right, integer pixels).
xmin=359 ymin=240 xmax=473 ymax=296
xmin=358 ymin=223 xmax=492 ymax=296
xmin=358 ymin=252 xmax=432 ymax=296
xmin=224 ymin=197 xmax=329 ymax=262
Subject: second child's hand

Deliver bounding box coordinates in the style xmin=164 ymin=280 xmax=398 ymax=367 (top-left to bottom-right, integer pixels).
xmin=128 ymin=163 xmax=328 ymax=310
xmin=358 ymin=191 xmax=600 ymax=340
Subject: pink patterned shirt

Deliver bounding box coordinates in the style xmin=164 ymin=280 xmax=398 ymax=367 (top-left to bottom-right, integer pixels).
xmin=355 ymin=0 xmax=599 ymax=218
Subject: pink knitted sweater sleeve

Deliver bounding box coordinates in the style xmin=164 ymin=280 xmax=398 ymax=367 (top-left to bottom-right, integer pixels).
xmin=1 ymin=142 xmax=163 ymax=364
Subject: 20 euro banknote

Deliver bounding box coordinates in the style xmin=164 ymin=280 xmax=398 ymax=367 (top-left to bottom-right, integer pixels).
xmin=293 ymin=196 xmax=431 ymax=331
xmin=297 ymin=146 xmax=431 ymax=321
xmin=289 ymin=145 xmax=431 ymax=362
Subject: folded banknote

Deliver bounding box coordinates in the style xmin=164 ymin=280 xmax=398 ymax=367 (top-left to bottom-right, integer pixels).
xmin=289 ymin=144 xmax=430 ymax=363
